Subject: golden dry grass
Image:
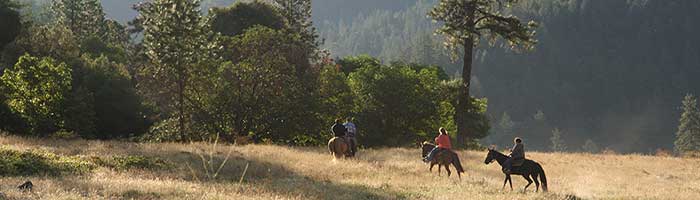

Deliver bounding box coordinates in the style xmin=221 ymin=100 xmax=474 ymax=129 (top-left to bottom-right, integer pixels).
xmin=1 ymin=135 xmax=699 ymax=200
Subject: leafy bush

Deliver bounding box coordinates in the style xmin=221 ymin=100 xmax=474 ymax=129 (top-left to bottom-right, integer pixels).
xmin=0 ymin=148 xmax=95 ymax=176
xmin=140 ymin=117 xmax=183 ymax=142
xmin=0 ymin=54 xmax=72 ymax=136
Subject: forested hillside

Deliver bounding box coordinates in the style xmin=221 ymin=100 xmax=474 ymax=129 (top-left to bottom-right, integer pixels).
xmin=5 ymin=0 xmax=700 ymax=153
xmin=318 ymin=0 xmax=700 ymax=153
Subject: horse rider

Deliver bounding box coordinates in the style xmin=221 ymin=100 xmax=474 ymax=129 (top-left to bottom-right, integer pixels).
xmin=331 ymin=118 xmax=347 ymax=140
xmin=422 ymin=127 xmax=451 ymax=163
xmin=503 ymin=137 xmax=525 ymax=173
xmin=343 ymin=117 xmax=358 ymax=157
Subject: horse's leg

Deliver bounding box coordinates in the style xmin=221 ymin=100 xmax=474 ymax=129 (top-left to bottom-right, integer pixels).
xmin=429 ymin=162 xmax=435 ymax=172
xmin=502 ymin=175 xmax=508 ymax=189
xmin=522 ymin=174 xmax=533 ymax=192
xmin=508 ymin=175 xmax=513 ymax=191
xmin=437 ymin=164 xmax=442 ymax=176
xmin=532 ymin=173 xmax=540 ymax=192
xmin=445 ymin=164 xmax=451 ymax=177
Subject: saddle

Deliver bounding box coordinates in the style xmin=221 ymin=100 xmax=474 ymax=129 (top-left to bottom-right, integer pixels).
xmin=512 ymin=158 xmax=525 ymax=167
xmin=434 ymin=148 xmax=455 ymax=159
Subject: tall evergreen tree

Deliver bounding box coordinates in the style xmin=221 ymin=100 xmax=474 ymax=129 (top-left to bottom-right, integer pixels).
xmin=51 ymin=0 xmax=106 ymax=41
xmin=428 ymin=0 xmax=537 ymax=147
xmin=488 ymin=111 xmax=514 ymax=146
xmin=273 ymin=0 xmax=319 ymax=50
xmin=0 ymin=0 xmax=21 ymax=50
xmin=138 ymin=0 xmax=218 ymax=139
xmin=674 ymin=94 xmax=700 ymax=154
xmin=550 ymin=127 xmax=566 ymax=152
xmin=582 ymin=139 xmax=599 ymax=153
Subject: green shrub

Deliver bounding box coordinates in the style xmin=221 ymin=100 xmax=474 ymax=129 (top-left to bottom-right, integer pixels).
xmin=0 ymin=148 xmax=95 ymax=176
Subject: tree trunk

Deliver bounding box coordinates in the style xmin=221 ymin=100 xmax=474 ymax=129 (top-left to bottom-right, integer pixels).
xmin=178 ymin=74 xmax=186 ymax=141
xmin=456 ymin=38 xmax=474 ymax=148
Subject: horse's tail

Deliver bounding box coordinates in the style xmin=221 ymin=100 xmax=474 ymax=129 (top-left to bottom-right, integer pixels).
xmin=451 ymin=152 xmax=464 ymax=173
xmin=537 ymin=163 xmax=548 ymax=192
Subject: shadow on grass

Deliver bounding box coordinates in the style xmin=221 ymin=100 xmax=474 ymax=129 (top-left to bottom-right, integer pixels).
xmin=160 ymin=148 xmax=416 ymax=200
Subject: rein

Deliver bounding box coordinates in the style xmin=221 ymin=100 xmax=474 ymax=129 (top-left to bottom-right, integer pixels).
xmin=490 ymin=150 xmax=509 ymax=166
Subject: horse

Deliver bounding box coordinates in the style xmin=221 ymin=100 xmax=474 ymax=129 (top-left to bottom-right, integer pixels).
xmin=421 ymin=142 xmax=464 ymax=179
xmin=328 ymin=137 xmax=350 ymax=159
xmin=484 ymin=147 xmax=548 ymax=192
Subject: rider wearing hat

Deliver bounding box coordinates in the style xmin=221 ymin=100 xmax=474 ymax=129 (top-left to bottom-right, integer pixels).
xmin=504 ymin=137 xmax=525 ymax=173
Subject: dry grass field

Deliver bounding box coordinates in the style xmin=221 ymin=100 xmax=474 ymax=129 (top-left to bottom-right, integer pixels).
xmin=1 ymin=135 xmax=699 ymax=200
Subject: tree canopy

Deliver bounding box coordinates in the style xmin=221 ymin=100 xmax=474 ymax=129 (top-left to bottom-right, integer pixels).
xmin=0 ymin=0 xmax=21 ymax=50
xmin=210 ymin=0 xmax=286 ymax=36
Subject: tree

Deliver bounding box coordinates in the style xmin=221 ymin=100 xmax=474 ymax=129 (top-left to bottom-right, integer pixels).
xmin=139 ymin=0 xmax=217 ymax=139
xmin=488 ymin=111 xmax=514 ymax=146
xmin=346 ymin=60 xmax=463 ymax=147
xmin=273 ymin=0 xmax=319 ymax=51
xmin=318 ymin=64 xmax=353 ymax=133
xmin=582 ymin=139 xmax=599 ymax=153
xmin=336 ymin=55 xmax=381 ymax=75
xmin=51 ymin=0 xmax=106 ymax=42
xmin=273 ymin=0 xmax=320 ymax=88
xmin=1 ymin=23 xmax=80 ymax=69
xmin=210 ymin=26 xmax=313 ymax=143
xmin=210 ymin=0 xmax=286 ymax=36
xmin=674 ymin=94 xmax=700 ymax=154
xmin=429 ymin=0 xmax=537 ymax=147
xmin=1 ymin=54 xmax=72 ymax=136
xmin=0 ymin=0 xmax=21 ymax=50
xmin=438 ymin=79 xmax=490 ymax=148
xmin=550 ymin=127 xmax=566 ymax=152
xmin=74 ymin=55 xmax=148 ymax=139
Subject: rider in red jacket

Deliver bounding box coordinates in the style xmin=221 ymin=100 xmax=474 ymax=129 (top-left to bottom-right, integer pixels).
xmin=423 ymin=127 xmax=451 ymax=162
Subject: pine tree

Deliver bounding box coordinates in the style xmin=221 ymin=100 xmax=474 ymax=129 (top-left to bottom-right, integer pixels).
xmin=51 ymin=0 xmax=105 ymax=41
xmin=550 ymin=128 xmax=566 ymax=152
xmin=674 ymin=94 xmax=700 ymax=154
xmin=273 ymin=0 xmax=319 ymax=50
xmin=582 ymin=139 xmax=599 ymax=153
xmin=428 ymin=0 xmax=537 ymax=147
xmin=138 ymin=0 xmax=218 ymax=140
xmin=0 ymin=0 xmax=21 ymax=50
xmin=489 ymin=111 xmax=514 ymax=145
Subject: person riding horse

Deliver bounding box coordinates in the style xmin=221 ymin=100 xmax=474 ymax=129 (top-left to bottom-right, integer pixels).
xmin=328 ymin=118 xmax=350 ymax=158
xmin=343 ymin=117 xmax=358 ymax=157
xmin=422 ymin=127 xmax=451 ymax=163
xmin=332 ymin=118 xmax=346 ymax=139
xmin=504 ymin=137 xmax=525 ymax=173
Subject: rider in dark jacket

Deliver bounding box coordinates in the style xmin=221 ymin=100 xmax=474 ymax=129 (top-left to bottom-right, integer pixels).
xmin=504 ymin=137 xmax=525 ymax=173
xmin=331 ymin=119 xmax=347 ymax=138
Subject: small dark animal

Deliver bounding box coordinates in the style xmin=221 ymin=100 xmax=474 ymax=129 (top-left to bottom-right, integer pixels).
xmin=484 ymin=147 xmax=548 ymax=192
xmin=421 ymin=142 xmax=464 ymax=179
xmin=17 ymin=181 xmax=33 ymax=192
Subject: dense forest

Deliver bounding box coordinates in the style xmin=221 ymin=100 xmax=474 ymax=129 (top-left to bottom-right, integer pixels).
xmin=2 ymin=0 xmax=700 ymax=153
xmin=0 ymin=0 xmax=492 ymax=149
xmin=318 ymin=0 xmax=700 ymax=153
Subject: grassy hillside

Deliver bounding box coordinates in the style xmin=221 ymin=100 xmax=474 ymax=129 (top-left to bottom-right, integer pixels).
xmin=0 ymin=135 xmax=698 ymax=200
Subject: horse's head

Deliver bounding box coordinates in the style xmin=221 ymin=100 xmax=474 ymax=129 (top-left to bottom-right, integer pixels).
xmin=484 ymin=145 xmax=498 ymax=165
xmin=421 ymin=141 xmax=434 ymax=157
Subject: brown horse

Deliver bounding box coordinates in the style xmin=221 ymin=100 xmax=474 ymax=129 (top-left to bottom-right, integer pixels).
xmin=328 ymin=137 xmax=349 ymax=159
xmin=421 ymin=142 xmax=464 ymax=179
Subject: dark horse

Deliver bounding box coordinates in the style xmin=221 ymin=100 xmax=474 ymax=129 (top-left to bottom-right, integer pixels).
xmin=484 ymin=147 xmax=548 ymax=192
xmin=421 ymin=142 xmax=464 ymax=179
